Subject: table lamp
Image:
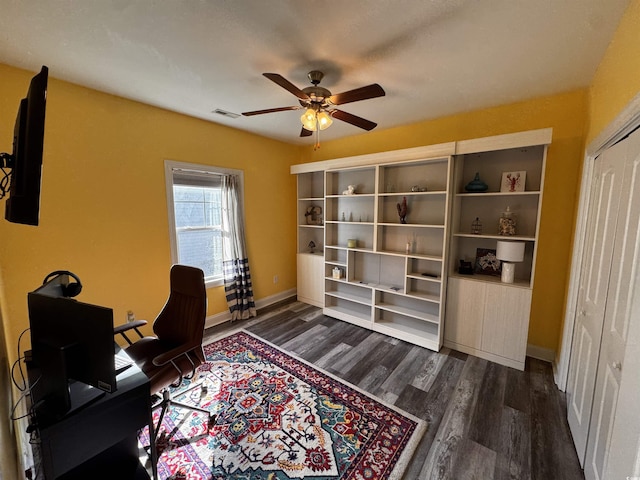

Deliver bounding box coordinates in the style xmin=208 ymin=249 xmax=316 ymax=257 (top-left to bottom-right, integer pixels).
xmin=496 ymin=240 xmax=525 ymax=283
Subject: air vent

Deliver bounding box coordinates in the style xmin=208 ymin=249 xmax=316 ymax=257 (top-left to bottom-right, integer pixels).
xmin=212 ymin=109 xmax=240 ymax=119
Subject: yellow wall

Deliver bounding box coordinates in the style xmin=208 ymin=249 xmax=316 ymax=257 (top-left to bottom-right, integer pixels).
xmin=587 ymin=0 xmax=640 ymax=143
xmin=0 ymin=63 xmax=299 ymax=362
xmin=300 ymin=89 xmax=589 ymax=353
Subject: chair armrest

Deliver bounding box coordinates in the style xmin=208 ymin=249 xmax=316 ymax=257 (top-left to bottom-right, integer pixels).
xmin=113 ymin=320 xmax=147 ymax=335
xmin=113 ymin=320 xmax=148 ymax=346
xmin=152 ymin=342 xmax=200 ymax=367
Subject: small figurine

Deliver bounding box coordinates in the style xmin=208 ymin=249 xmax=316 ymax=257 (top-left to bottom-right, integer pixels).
xmin=342 ymin=185 xmax=356 ymax=195
xmin=308 ymin=241 xmax=316 ymax=254
xmin=397 ymin=196 xmax=408 ymax=224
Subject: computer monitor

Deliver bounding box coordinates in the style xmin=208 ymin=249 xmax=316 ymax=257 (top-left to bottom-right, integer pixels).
xmin=27 ymin=279 xmax=117 ymax=423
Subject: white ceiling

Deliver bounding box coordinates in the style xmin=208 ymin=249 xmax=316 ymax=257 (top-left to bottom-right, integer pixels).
xmin=0 ymin=1 xmax=630 ymax=145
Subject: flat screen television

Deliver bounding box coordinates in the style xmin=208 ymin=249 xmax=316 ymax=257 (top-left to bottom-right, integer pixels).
xmin=27 ymin=274 xmax=117 ymax=424
xmin=1 ymin=65 xmax=48 ymax=226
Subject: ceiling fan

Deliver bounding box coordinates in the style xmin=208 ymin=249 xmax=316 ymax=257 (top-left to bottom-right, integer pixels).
xmin=242 ymin=71 xmax=385 ymax=140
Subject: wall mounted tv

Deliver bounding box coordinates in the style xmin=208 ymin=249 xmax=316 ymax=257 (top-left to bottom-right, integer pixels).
xmin=0 ymin=65 xmax=48 ymax=226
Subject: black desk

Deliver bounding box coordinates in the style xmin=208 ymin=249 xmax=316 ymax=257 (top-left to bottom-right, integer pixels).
xmin=28 ymin=350 xmax=157 ymax=480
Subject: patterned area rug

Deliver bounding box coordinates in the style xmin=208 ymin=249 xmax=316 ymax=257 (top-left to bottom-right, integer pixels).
xmin=140 ymin=330 xmax=426 ymax=479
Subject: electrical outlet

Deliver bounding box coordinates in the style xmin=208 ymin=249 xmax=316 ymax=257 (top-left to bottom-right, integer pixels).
xmin=273 ymin=275 xmax=278 ymax=284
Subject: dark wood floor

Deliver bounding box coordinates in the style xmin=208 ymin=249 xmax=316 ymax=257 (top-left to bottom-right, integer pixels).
xmin=204 ymin=301 xmax=584 ymax=480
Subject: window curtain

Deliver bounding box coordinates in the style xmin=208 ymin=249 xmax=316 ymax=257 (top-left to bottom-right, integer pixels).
xmin=221 ymin=174 xmax=256 ymax=320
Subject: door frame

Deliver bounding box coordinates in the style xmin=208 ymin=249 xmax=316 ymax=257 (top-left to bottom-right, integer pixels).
xmin=556 ymin=91 xmax=640 ymax=391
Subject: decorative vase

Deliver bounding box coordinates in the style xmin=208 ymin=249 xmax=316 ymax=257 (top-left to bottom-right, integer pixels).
xmin=465 ymin=172 xmax=488 ymax=192
xmin=498 ymin=206 xmax=516 ymax=236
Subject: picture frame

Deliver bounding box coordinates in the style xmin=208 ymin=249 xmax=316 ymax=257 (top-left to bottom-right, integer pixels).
xmin=500 ymin=171 xmax=526 ymax=192
xmin=475 ymin=248 xmax=502 ymax=276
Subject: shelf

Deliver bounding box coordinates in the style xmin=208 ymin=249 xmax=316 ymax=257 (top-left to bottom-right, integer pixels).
xmin=448 ymin=273 xmax=531 ymax=289
xmin=325 ymin=221 xmax=375 ymax=225
xmin=325 ymin=289 xmax=371 ymax=306
xmin=326 ymin=245 xmax=375 ymax=253
xmin=455 ymin=191 xmax=541 ymax=197
xmin=376 ymin=302 xmax=440 ymax=323
xmin=404 ymin=291 xmax=441 ymax=304
xmin=323 ymin=306 xmax=372 ymax=329
xmin=376 ymin=250 xmax=443 ymax=261
xmin=325 ymin=259 xmax=347 ymax=267
xmin=326 ymin=193 xmax=376 ymax=198
xmin=374 ymin=314 xmax=439 ymax=340
xmin=453 ymin=233 xmax=536 ymax=241
xmin=299 ymin=224 xmax=324 ymax=229
xmin=298 ymin=197 xmax=325 ymax=201
xmin=349 ymin=280 xmax=404 ymax=292
xmin=378 ymin=223 xmax=445 ymax=229
xmin=406 ymin=273 xmax=442 ymax=283
xmin=379 ymin=190 xmax=447 ymax=197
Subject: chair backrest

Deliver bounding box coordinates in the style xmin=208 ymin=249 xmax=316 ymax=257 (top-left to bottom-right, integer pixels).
xmin=153 ymin=265 xmax=207 ymax=361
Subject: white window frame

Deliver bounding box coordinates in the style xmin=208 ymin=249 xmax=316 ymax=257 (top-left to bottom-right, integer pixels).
xmin=164 ymin=159 xmax=245 ymax=288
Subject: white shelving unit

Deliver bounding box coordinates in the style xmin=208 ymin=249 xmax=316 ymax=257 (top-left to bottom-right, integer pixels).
xmin=291 ymin=128 xmax=552 ymax=365
xmin=322 ymin=158 xmax=452 ymax=351
xmin=296 ymin=171 xmax=325 ymax=307
xmin=444 ymin=131 xmax=551 ymax=370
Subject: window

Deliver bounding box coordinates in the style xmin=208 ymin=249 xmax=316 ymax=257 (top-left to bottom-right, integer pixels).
xmin=165 ymin=160 xmax=243 ymax=287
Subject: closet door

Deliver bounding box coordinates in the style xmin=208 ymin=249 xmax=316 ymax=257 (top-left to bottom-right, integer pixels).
xmin=566 ymin=138 xmax=627 ymax=463
xmin=584 ymin=127 xmax=640 ymax=480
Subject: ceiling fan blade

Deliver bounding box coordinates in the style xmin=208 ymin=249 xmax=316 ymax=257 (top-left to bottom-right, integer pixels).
xmin=300 ymin=127 xmax=313 ymax=137
xmin=328 ymin=84 xmax=385 ymax=106
xmin=242 ymin=106 xmax=301 ymax=116
xmin=331 ymin=109 xmax=378 ymax=131
xmin=263 ymin=73 xmax=310 ymax=100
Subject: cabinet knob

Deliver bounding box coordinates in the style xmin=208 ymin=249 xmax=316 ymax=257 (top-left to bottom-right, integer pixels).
xmin=611 ymin=361 xmax=622 ymax=371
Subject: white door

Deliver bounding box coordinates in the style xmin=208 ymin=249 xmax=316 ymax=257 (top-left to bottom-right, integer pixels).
xmin=566 ymin=137 xmax=627 ymax=464
xmin=583 ymin=127 xmax=640 ymax=480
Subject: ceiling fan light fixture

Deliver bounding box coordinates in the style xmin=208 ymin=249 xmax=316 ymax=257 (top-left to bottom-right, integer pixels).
xmin=317 ymin=110 xmax=333 ymax=130
xmin=300 ymin=108 xmax=318 ymax=131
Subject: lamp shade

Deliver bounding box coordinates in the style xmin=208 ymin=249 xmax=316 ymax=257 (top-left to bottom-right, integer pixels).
xmin=300 ymin=108 xmax=317 ymax=131
xmin=316 ymin=111 xmax=333 ymax=130
xmin=496 ymin=240 xmax=525 ymax=262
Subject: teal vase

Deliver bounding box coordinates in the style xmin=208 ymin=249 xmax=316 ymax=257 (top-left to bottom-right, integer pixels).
xmin=465 ymin=172 xmax=488 ymax=192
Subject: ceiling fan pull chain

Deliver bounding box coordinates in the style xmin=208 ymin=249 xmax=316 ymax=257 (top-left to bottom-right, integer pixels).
xmin=314 ymin=124 xmax=321 ymax=150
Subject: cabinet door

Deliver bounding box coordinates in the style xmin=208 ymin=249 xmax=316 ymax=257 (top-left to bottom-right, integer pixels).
xmin=482 ymin=284 xmax=532 ymax=363
xmin=297 ymin=254 xmax=324 ymax=307
xmin=444 ymin=278 xmax=485 ymax=349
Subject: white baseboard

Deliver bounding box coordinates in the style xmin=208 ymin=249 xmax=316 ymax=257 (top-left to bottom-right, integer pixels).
xmin=527 ymin=343 xmax=556 ymax=363
xmin=204 ymin=288 xmax=297 ymax=329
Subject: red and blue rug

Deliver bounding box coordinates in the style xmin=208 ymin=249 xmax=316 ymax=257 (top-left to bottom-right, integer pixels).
xmin=140 ymin=330 xmax=426 ymax=479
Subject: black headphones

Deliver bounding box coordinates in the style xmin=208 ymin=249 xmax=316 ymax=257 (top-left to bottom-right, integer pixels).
xmin=42 ymin=270 xmax=83 ymax=298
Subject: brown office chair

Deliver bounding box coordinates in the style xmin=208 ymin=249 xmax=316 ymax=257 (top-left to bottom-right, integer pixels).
xmin=114 ymin=264 xmax=213 ymax=440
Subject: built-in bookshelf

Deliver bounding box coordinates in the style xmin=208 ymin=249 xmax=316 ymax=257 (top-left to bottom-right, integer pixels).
xmin=296 ymin=171 xmax=324 ymax=307
xmin=291 ymin=128 xmax=552 ymax=368
xmin=322 ymin=157 xmax=452 ymax=351
xmin=444 ymin=131 xmax=550 ymax=370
